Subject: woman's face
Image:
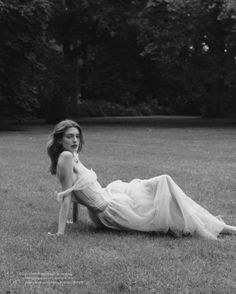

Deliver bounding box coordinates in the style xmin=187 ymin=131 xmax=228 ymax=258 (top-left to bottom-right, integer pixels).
xmin=60 ymin=127 xmax=80 ymax=154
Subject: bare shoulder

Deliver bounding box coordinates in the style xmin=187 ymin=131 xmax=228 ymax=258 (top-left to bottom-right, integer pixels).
xmin=57 ymin=151 xmax=74 ymax=181
xmin=58 ymin=151 xmax=73 ymax=167
xmin=57 ymin=151 xmax=74 ymax=185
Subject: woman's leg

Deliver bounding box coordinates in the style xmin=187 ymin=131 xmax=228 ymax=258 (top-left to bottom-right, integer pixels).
xmin=88 ymin=210 xmax=106 ymax=229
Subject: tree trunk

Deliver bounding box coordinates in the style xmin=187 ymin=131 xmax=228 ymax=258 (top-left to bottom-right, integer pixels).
xmin=70 ymin=57 xmax=82 ymax=112
xmin=207 ymin=76 xmax=224 ymax=118
xmin=205 ymin=2 xmax=226 ymax=118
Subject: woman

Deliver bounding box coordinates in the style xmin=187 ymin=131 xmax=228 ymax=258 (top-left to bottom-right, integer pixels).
xmin=47 ymin=119 xmax=236 ymax=239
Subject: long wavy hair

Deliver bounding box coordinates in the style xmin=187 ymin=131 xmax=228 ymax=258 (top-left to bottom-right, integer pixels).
xmin=47 ymin=119 xmax=84 ymax=175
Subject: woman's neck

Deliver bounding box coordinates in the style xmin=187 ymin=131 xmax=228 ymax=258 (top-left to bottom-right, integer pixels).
xmin=73 ymin=152 xmax=79 ymax=163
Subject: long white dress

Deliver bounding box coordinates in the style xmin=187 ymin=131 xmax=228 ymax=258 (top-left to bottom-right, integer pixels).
xmin=57 ymin=163 xmax=225 ymax=240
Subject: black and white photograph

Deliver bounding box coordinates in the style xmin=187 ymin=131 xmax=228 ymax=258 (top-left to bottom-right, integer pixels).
xmin=1 ymin=0 xmax=236 ymax=293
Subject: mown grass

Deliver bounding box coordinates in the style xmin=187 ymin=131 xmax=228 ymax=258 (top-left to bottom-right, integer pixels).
xmin=0 ymin=122 xmax=236 ymax=294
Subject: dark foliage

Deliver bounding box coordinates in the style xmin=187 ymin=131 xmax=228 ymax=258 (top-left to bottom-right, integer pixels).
xmin=0 ymin=0 xmax=236 ymax=121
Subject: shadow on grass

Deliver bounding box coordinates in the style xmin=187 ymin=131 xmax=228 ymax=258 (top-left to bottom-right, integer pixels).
xmin=0 ymin=126 xmax=25 ymax=132
xmin=77 ymin=116 xmax=236 ymax=128
xmin=1 ymin=116 xmax=236 ymax=131
xmin=62 ymin=220 xmax=193 ymax=240
xmin=49 ymin=221 xmax=232 ymax=241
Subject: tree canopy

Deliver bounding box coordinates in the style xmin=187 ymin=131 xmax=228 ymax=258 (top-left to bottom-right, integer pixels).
xmin=0 ymin=0 xmax=236 ymax=121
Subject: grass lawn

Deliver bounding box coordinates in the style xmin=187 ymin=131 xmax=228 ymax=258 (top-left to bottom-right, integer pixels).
xmin=0 ymin=121 xmax=236 ymax=294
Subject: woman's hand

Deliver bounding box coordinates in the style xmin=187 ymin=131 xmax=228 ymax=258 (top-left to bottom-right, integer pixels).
xmin=55 ymin=191 xmax=64 ymax=203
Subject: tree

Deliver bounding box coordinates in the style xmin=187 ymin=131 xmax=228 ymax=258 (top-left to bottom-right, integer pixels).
xmin=49 ymin=1 xmax=148 ymax=113
xmin=137 ymin=0 xmax=236 ymax=117
xmin=0 ymin=0 xmax=54 ymax=119
xmin=1 ymin=0 xmax=235 ymax=120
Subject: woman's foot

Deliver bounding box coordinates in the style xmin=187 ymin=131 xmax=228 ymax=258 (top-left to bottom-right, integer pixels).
xmin=66 ymin=220 xmax=74 ymax=224
xmin=221 ymin=224 xmax=236 ymax=235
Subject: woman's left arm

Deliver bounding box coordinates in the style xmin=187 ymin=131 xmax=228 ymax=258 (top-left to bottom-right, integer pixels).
xmin=55 ymin=151 xmax=74 ymax=235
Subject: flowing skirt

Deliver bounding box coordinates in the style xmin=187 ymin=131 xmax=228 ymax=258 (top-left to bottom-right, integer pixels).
xmin=96 ymin=175 xmax=225 ymax=239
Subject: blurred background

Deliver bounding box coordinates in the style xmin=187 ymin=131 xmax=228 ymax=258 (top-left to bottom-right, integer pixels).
xmin=0 ymin=0 xmax=236 ymax=123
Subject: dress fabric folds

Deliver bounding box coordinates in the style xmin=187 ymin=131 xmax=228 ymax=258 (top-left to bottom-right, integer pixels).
xmin=59 ymin=168 xmax=225 ymax=240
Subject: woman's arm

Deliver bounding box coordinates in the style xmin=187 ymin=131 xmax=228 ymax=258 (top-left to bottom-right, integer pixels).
xmin=56 ymin=151 xmax=74 ymax=235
